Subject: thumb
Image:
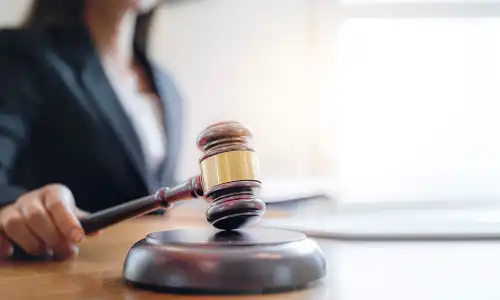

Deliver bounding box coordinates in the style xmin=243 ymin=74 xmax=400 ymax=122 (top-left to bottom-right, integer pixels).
xmin=75 ymin=208 xmax=90 ymax=218
xmin=75 ymin=208 xmax=104 ymax=237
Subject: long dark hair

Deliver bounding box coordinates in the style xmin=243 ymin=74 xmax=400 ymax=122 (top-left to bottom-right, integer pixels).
xmin=21 ymin=0 xmax=155 ymax=51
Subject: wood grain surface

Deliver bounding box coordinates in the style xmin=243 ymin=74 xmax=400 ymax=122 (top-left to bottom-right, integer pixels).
xmin=2 ymin=204 xmax=500 ymax=300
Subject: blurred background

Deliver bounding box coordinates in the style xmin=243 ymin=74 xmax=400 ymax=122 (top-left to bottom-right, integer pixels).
xmin=2 ymin=0 xmax=500 ymax=205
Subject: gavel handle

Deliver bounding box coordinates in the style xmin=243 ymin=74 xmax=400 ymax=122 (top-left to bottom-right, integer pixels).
xmin=78 ymin=176 xmax=204 ymax=235
xmin=79 ymin=194 xmax=162 ymax=234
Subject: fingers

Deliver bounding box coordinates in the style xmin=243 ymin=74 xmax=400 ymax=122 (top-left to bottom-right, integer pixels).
xmin=51 ymin=243 xmax=79 ymax=261
xmin=0 ymin=184 xmax=90 ymax=260
xmin=0 ymin=206 xmax=45 ymax=255
xmin=75 ymin=208 xmax=89 ymax=219
xmin=75 ymin=209 xmax=103 ymax=237
xmin=18 ymin=196 xmax=64 ymax=248
xmin=0 ymin=235 xmax=13 ymax=259
xmin=42 ymin=184 xmax=84 ymax=244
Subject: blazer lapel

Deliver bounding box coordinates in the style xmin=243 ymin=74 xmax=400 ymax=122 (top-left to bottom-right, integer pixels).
xmin=63 ymin=26 xmax=155 ymax=193
xmin=80 ymin=56 xmax=152 ymax=190
xmin=134 ymin=46 xmax=177 ymax=187
xmin=54 ymin=23 xmax=179 ymax=193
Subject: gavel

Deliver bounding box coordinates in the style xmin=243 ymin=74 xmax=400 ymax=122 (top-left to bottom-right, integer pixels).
xmin=79 ymin=121 xmax=266 ymax=234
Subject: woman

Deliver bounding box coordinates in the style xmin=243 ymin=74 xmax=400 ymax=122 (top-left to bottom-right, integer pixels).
xmin=0 ymin=0 xmax=184 ymax=260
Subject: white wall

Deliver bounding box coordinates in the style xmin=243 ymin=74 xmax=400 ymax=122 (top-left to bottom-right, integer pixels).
xmin=151 ymin=0 xmax=324 ymax=180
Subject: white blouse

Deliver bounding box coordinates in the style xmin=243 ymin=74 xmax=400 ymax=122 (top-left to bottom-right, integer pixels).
xmin=102 ymin=60 xmax=167 ymax=173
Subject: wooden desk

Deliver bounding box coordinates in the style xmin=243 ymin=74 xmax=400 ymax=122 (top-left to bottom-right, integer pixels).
xmin=1 ymin=206 xmax=500 ymax=300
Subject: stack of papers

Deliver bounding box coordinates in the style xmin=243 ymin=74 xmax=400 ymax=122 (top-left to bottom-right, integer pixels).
xmin=259 ymin=177 xmax=336 ymax=203
xmin=260 ymin=201 xmax=500 ymax=240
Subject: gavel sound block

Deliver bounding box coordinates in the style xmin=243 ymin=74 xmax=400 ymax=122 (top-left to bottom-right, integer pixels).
xmin=79 ymin=121 xmax=327 ymax=294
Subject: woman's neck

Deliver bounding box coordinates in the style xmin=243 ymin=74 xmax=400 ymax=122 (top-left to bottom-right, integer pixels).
xmin=84 ymin=3 xmax=137 ymax=70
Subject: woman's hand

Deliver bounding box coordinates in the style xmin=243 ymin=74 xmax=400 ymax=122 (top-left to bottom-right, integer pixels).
xmin=0 ymin=184 xmax=90 ymax=260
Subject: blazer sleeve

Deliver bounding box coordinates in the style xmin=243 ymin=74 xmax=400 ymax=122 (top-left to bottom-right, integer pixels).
xmin=0 ymin=50 xmax=45 ymax=207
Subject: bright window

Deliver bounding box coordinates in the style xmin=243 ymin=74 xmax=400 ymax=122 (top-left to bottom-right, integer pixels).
xmin=320 ymin=1 xmax=500 ymax=202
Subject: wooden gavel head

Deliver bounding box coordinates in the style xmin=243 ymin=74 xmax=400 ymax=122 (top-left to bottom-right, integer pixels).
xmin=196 ymin=121 xmax=266 ymax=230
xmin=78 ymin=121 xmax=266 ymax=235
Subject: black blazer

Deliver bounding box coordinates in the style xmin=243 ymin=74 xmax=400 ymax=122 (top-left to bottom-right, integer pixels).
xmin=0 ymin=24 xmax=183 ymax=213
